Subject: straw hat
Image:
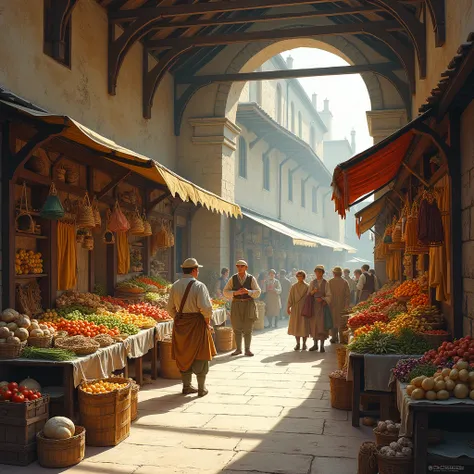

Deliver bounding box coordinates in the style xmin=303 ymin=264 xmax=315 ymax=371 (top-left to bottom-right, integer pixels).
xmin=236 ymin=260 xmax=248 ymax=267
xmin=333 ymin=266 xmax=343 ymax=274
xmin=314 ymin=264 xmax=325 ymax=273
xmin=181 ymin=258 xmax=203 ymax=269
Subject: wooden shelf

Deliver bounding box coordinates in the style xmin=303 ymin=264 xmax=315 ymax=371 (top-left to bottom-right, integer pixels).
xmin=15 ymin=232 xmax=48 ymax=240
xmin=15 ymin=274 xmax=48 ymax=280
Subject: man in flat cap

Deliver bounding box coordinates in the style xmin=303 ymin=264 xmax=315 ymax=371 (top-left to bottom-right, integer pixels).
xmin=223 ymin=260 xmax=261 ymax=356
xmin=328 ymin=266 xmax=350 ymax=343
xmin=168 ymin=258 xmax=216 ymax=397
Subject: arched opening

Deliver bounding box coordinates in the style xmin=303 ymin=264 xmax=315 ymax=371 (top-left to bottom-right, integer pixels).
xmin=298 ymin=111 xmax=303 ymax=138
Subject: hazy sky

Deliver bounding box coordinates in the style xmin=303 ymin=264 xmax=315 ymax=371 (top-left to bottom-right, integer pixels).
xmin=280 ymin=48 xmax=373 ymax=154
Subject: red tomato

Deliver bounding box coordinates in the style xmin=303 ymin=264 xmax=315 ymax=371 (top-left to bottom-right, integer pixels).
xmin=12 ymin=393 xmax=25 ymax=403
xmin=0 ymin=390 xmax=12 ymax=401
xmin=29 ymin=394 xmax=39 ymax=401
xmin=35 ymin=392 xmax=42 ymax=398
xmin=8 ymin=382 xmax=18 ymax=392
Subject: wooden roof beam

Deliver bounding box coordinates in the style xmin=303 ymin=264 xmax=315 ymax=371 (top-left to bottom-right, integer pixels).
xmin=146 ymin=20 xmax=403 ymax=49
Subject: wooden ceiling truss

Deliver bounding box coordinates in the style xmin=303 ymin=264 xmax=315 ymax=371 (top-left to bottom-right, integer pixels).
xmin=85 ymin=1 xmax=446 ymax=121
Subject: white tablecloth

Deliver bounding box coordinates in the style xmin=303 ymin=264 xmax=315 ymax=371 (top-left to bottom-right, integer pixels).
xmin=156 ymin=320 xmax=174 ymax=341
xmin=123 ymin=328 xmax=156 ymax=359
xmin=212 ymin=308 xmax=227 ymax=325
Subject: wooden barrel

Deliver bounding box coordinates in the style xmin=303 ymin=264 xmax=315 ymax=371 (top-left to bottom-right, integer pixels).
xmin=130 ymin=382 xmax=139 ymax=422
xmin=215 ymin=327 xmax=234 ymax=352
xmin=254 ymin=301 xmax=266 ymax=330
xmin=159 ymin=339 xmax=181 ymax=379
xmin=78 ymin=378 xmax=131 ymax=447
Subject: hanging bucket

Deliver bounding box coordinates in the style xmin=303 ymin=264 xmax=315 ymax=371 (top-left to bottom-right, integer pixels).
xmin=40 ymin=183 xmax=65 ymax=220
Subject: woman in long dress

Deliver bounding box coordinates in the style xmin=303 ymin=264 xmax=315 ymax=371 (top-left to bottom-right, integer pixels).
xmin=308 ymin=265 xmax=332 ymax=353
xmin=264 ymin=269 xmax=282 ymax=328
xmin=328 ymin=266 xmax=350 ymax=344
xmin=287 ymin=270 xmax=310 ymax=351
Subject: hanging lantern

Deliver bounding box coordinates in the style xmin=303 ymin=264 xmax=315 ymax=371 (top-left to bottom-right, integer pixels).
xmin=40 ymin=183 xmax=65 ymax=220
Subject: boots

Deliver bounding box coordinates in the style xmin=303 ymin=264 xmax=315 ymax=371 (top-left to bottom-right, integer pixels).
xmin=182 ymin=373 xmax=198 ymax=395
xmin=319 ymin=340 xmax=325 ymax=353
xmin=197 ymin=375 xmax=208 ymax=397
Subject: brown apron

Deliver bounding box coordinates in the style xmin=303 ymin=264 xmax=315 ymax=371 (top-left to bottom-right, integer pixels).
xmin=171 ymin=281 xmax=217 ymax=372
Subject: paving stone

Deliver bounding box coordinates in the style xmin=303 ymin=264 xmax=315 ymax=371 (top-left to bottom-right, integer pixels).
xmin=227 ymin=451 xmax=312 ymax=474
xmin=246 ymin=387 xmax=323 ymax=399
xmin=311 ymin=457 xmax=357 ymax=473
xmin=184 ymin=402 xmax=282 ymax=417
xmin=192 ymin=394 xmax=252 ymax=405
xmin=221 ymin=378 xmax=305 ymax=389
xmin=323 ymin=420 xmax=374 ymax=439
xmin=0 ymin=462 xmax=138 ymax=474
xmin=280 ymin=406 xmax=348 ymax=421
xmin=246 ymin=395 xmax=328 ymax=408
xmin=134 ymin=411 xmax=215 ymax=428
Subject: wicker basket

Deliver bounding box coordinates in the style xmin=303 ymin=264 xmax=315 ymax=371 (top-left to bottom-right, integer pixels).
xmin=421 ymin=332 xmax=451 ymax=348
xmin=0 ymin=342 xmax=25 ymax=359
xmin=329 ymin=374 xmax=352 ymax=410
xmin=36 ymin=426 xmax=85 ymax=468
xmin=78 ymin=377 xmax=131 ymax=447
xmin=215 ymin=327 xmax=234 ymax=353
xmin=76 ymin=233 xmax=85 ymax=244
xmin=27 ymin=336 xmax=53 ymax=348
xmin=82 ymin=236 xmax=94 ymax=251
xmin=340 ymin=330 xmax=349 ymax=345
xmin=373 ymin=428 xmax=399 ymax=446
xmin=131 ymin=382 xmax=139 ymax=422
xmin=55 ymin=338 xmax=100 ymax=356
xmin=159 ymin=339 xmax=181 ymax=379
xmin=376 ymin=449 xmax=413 ymax=474
xmin=336 ymin=346 xmax=347 ymax=370
xmin=77 ymin=193 xmax=96 ymax=229
xmin=253 ymin=301 xmax=265 ymax=330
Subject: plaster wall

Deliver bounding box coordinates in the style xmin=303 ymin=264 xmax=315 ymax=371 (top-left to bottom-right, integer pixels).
xmin=0 ymin=0 xmax=176 ymax=168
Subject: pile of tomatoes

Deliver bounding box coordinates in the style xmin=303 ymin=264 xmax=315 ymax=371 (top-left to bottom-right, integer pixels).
xmin=348 ymin=311 xmax=388 ymax=330
xmin=101 ymin=296 xmax=127 ymax=308
xmin=0 ymin=382 xmax=42 ymax=403
xmin=421 ymin=336 xmax=474 ymax=368
xmin=50 ymin=318 xmax=119 ymax=337
xmin=126 ymin=303 xmax=171 ymax=322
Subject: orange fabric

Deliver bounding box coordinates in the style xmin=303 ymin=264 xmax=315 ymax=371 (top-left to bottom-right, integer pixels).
xmin=117 ymin=231 xmax=130 ymax=275
xmin=172 ymin=313 xmax=217 ymax=372
xmin=57 ymin=222 xmax=77 ymax=290
xmin=332 ymin=131 xmax=415 ymax=217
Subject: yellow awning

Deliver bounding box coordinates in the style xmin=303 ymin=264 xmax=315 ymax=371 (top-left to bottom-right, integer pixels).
xmin=354 ymin=191 xmax=394 ymax=236
xmin=1 ymin=100 xmax=241 ymax=218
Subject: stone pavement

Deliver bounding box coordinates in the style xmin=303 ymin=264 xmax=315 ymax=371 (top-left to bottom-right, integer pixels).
xmin=0 ymin=326 xmax=373 ymax=474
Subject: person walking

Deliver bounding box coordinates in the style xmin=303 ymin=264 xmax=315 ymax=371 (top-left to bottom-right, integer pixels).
xmin=215 ymin=267 xmax=229 ymax=298
xmin=353 ymin=269 xmax=362 ymax=304
xmin=328 ymin=267 xmax=351 ymax=344
xmin=287 ymin=270 xmax=310 ymax=351
xmin=279 ymin=269 xmax=291 ymax=321
xmin=369 ymin=269 xmax=382 ymax=291
xmin=308 ymin=265 xmax=332 ymax=353
xmin=168 ymin=258 xmax=216 ymax=397
xmin=223 ymin=260 xmax=262 ymax=357
xmin=264 ymin=269 xmax=282 ymax=328
xmin=357 ymin=264 xmax=379 ymax=302
xmin=343 ymin=268 xmax=357 ymax=305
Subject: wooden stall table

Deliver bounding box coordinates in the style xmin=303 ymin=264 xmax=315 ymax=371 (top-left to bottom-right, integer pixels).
xmin=396 ymin=381 xmax=474 ymax=472
xmin=348 ymin=352 xmax=411 ymax=427
xmin=0 ymin=341 xmax=127 ymax=421
xmin=123 ymin=327 xmax=157 ymax=385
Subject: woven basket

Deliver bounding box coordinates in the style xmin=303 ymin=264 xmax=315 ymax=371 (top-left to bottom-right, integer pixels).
xmin=27 ymin=335 xmax=53 ymax=348
xmin=428 ymin=320 xmax=446 ymax=330
xmin=65 ymin=169 xmax=79 ymax=185
xmin=215 ymin=327 xmax=234 ymax=353
xmin=376 ymin=449 xmax=413 ymax=474
xmin=55 ymin=338 xmax=100 ymax=356
xmin=129 ymin=211 xmax=145 ymax=235
xmin=329 ymin=374 xmax=352 ymax=410
xmin=421 ymin=332 xmax=451 ymax=348
xmin=0 ymin=341 xmax=26 ymax=359
xmin=373 ymin=428 xmax=399 ymax=446
xmin=142 ymin=220 xmax=152 ymax=237
xmin=77 ymin=193 xmax=96 ymax=229
xmin=358 ymin=441 xmax=378 ymax=474
xmin=78 ymin=377 xmax=131 ymax=447
xmin=37 ymin=426 xmax=85 ymax=468
xmin=82 ymin=235 xmax=94 ymax=250
xmin=336 ymin=346 xmax=347 ymax=370
xmin=340 ymin=330 xmax=349 ymax=345
xmin=159 ymin=339 xmax=181 ymax=379
xmin=76 ymin=233 xmax=85 ymax=244
xmin=131 ymin=382 xmax=139 ymax=422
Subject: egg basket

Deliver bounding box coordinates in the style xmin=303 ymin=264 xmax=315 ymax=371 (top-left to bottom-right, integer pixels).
xmin=373 ymin=428 xmax=399 ymax=447
xmin=376 ymin=448 xmax=413 ymax=474
xmin=36 ymin=426 xmax=85 ymax=468
xmin=27 ymin=335 xmax=53 ymax=348
xmin=0 ymin=341 xmax=27 ymax=359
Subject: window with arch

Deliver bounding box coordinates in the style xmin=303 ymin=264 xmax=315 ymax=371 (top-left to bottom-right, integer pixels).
xmin=238 ymin=137 xmax=247 ymax=179
xmin=290 ymin=102 xmax=295 ymax=132
xmin=310 ymin=125 xmax=316 ymax=150
xmin=263 ymin=155 xmax=270 ymax=191
xmin=276 ymin=84 xmax=282 ymax=123
xmin=288 ymin=169 xmax=293 ymax=202
xmin=298 ymin=111 xmax=303 ymax=138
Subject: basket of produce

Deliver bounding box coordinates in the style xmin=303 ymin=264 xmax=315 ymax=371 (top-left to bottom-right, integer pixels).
xmin=373 ymin=420 xmax=400 ymax=446
xmin=336 ymin=346 xmax=347 ymax=370
xmin=377 ymin=438 xmax=413 ymax=474
xmin=93 ymin=334 xmax=115 ymax=348
xmin=27 ymin=335 xmax=53 ymax=348
xmin=55 ymin=336 xmax=100 ymax=356
xmin=0 ymin=341 xmax=26 ymax=359
xmin=78 ymin=377 xmax=131 ymax=446
xmin=130 ymin=381 xmax=139 ymax=422
xmin=159 ymin=338 xmax=181 ymax=379
xmin=329 ymin=369 xmax=352 ymax=411
xmin=420 ymin=330 xmax=451 ymax=348
xmin=214 ymin=327 xmax=234 ymax=353
xmin=37 ymin=418 xmax=85 ymax=468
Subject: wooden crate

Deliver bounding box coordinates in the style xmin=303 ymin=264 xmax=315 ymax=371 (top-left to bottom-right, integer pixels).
xmin=0 ymin=442 xmax=36 ymax=466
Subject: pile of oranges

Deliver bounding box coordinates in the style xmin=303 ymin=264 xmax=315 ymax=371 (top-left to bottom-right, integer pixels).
xmin=49 ymin=317 xmax=119 ymax=337
xmin=81 ymin=380 xmax=128 ymax=394
xmin=394 ymin=280 xmax=421 ymax=298
xmin=15 ymin=249 xmax=43 ymax=275
xmin=408 ymin=293 xmax=429 ymax=309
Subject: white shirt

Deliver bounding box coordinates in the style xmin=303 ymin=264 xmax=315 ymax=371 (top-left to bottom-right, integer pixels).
xmin=223 ymin=272 xmax=262 ymax=299
xmin=356 ymin=273 xmax=380 ymax=292
xmin=167 ymin=275 xmax=213 ymax=321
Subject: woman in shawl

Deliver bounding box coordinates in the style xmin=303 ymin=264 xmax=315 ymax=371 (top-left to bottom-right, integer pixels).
xmin=264 ymin=269 xmax=282 ymax=328
xmin=287 ymin=270 xmax=310 ymax=350
xmin=308 ymin=265 xmax=332 ymax=353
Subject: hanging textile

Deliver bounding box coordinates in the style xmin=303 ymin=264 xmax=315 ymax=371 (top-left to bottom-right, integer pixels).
xmin=57 ymin=222 xmax=77 ymax=290
xmin=417 ymin=190 xmax=444 ymax=246
xmin=117 ymin=231 xmax=130 ymax=275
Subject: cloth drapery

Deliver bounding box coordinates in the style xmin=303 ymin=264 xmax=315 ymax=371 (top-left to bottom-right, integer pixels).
xmin=57 ymin=222 xmax=77 ymax=290
xmin=117 ymin=231 xmax=130 ymax=275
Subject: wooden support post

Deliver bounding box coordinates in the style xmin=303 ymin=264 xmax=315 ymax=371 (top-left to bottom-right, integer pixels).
xmin=87 ymin=166 xmax=95 ymax=292
xmin=401 ymin=161 xmax=430 ymax=187
xmin=134 ymin=356 xmax=143 ymax=385
xmin=106 ymin=239 xmax=117 ymax=297
xmin=96 ymin=170 xmax=131 ymax=199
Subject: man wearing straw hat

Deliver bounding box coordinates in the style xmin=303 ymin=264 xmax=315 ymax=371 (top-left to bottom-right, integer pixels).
xmin=168 ymin=258 xmax=216 ymax=397
xmin=223 ymin=260 xmax=262 ymax=357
